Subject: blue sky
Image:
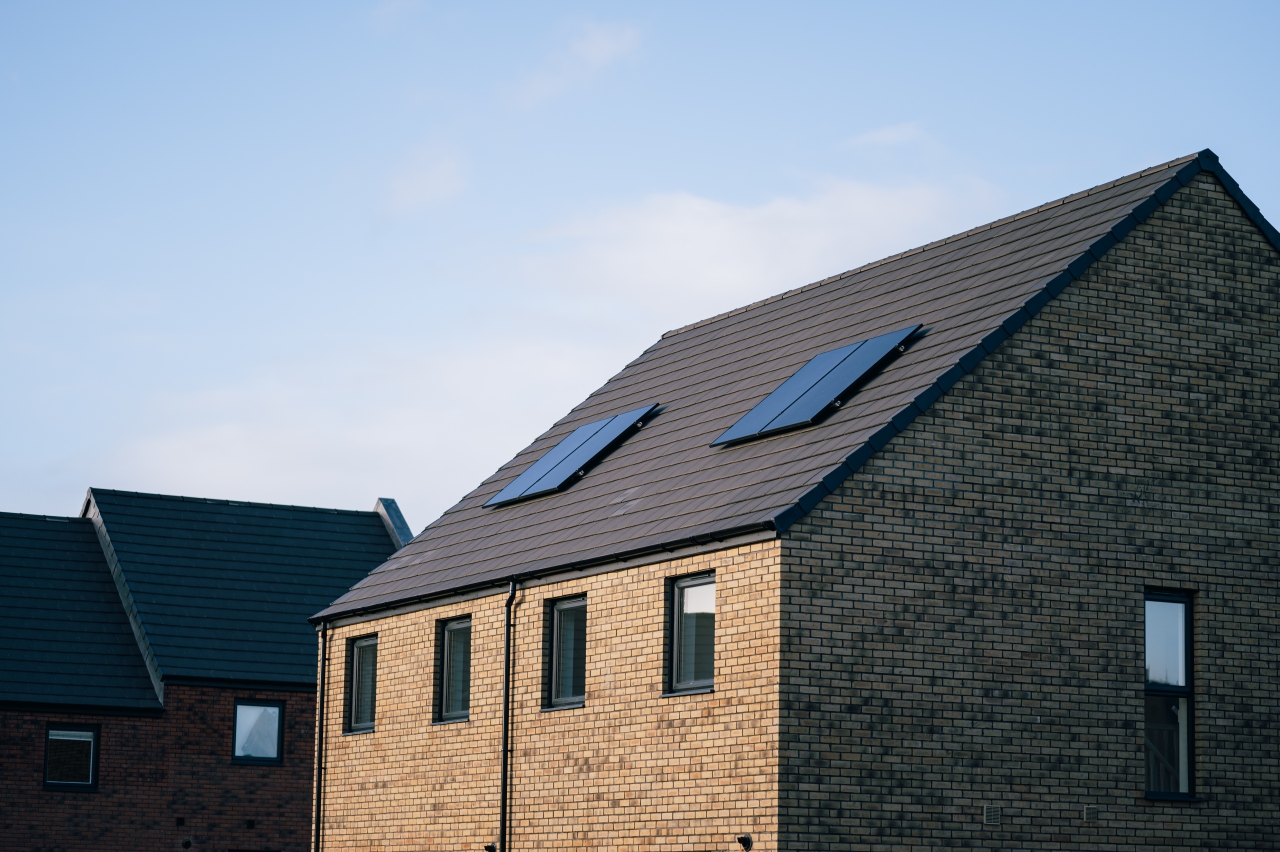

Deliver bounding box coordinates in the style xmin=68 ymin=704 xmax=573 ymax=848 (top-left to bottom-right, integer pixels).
xmin=2 ymin=1 xmax=1277 ymax=531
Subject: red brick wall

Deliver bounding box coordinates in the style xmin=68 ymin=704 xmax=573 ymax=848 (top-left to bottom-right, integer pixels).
xmin=0 ymin=683 xmax=315 ymax=852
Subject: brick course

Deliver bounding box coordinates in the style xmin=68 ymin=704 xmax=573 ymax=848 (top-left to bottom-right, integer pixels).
xmin=779 ymin=173 xmax=1280 ymax=850
xmin=315 ymin=172 xmax=1279 ymax=851
xmin=317 ymin=541 xmax=781 ymax=850
xmin=0 ymin=683 xmax=315 ymax=852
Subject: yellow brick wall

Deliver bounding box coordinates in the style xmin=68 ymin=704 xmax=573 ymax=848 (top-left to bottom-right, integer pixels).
xmin=316 ymin=539 xmax=781 ymax=851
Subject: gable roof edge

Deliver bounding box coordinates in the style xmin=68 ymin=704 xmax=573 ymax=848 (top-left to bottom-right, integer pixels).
xmin=773 ymin=149 xmax=1278 ymax=534
xmin=81 ymin=488 xmax=165 ymax=705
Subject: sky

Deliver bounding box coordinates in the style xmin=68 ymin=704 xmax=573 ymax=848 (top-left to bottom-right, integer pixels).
xmin=2 ymin=1 xmax=1277 ymax=532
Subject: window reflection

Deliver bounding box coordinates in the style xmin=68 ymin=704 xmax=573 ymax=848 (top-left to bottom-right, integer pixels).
xmin=1145 ymin=600 xmax=1185 ymax=686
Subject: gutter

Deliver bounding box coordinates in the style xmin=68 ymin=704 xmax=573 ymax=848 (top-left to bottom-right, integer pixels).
xmin=498 ymin=580 xmax=519 ymax=852
xmin=311 ymin=521 xmax=775 ymax=627
xmin=313 ymin=622 xmax=329 ymax=852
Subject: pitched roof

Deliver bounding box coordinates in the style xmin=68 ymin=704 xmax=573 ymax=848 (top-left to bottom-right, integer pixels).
xmin=317 ymin=149 xmax=1279 ymax=622
xmin=0 ymin=512 xmax=160 ymax=710
xmin=87 ymin=489 xmax=398 ymax=686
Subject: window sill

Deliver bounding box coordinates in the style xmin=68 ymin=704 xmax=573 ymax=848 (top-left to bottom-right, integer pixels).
xmin=232 ymin=757 xmax=283 ymax=766
xmin=342 ymin=727 xmax=375 ymax=736
xmin=541 ymin=701 xmax=585 ymax=712
xmin=1143 ymin=792 xmax=1205 ymax=802
xmin=433 ymin=716 xmax=470 ymax=725
xmin=43 ymin=783 xmax=98 ymax=793
xmin=661 ymin=686 xmax=714 ymax=698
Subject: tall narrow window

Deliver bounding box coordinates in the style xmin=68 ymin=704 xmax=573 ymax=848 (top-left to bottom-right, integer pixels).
xmin=440 ymin=617 xmax=472 ymax=722
xmin=348 ymin=636 xmax=378 ymax=733
xmin=1145 ymin=593 xmax=1193 ymax=796
xmin=671 ymin=574 xmax=715 ymax=692
xmin=45 ymin=727 xmax=98 ymax=790
xmin=550 ymin=597 xmax=587 ymax=706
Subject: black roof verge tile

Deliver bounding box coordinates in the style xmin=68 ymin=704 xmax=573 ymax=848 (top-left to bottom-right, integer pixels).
xmin=316 ymin=150 xmax=1278 ymax=622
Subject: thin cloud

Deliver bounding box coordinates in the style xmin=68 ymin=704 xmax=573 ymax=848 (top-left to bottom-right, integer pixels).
xmin=388 ymin=148 xmax=465 ymax=213
xmin=847 ymin=121 xmax=931 ymax=148
xmin=370 ymin=0 xmax=422 ymax=33
xmin=522 ymin=175 xmax=1004 ymax=332
xmin=512 ymin=21 xmax=640 ymax=108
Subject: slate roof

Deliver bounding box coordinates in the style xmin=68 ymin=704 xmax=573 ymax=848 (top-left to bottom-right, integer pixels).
xmin=88 ymin=489 xmax=398 ymax=686
xmin=0 ymin=512 xmax=160 ymax=710
xmin=317 ymin=149 xmax=1280 ymax=622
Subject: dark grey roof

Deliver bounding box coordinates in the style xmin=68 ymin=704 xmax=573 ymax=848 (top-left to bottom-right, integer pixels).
xmin=88 ymin=489 xmax=397 ymax=685
xmin=0 ymin=512 xmax=159 ymax=710
xmin=317 ymin=149 xmax=1279 ymax=622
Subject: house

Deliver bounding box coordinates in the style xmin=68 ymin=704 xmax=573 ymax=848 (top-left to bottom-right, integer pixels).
xmin=0 ymin=488 xmax=411 ymax=852
xmin=311 ymin=149 xmax=1279 ymax=850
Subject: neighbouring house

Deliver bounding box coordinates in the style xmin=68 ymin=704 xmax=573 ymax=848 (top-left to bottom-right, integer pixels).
xmin=0 ymin=488 xmax=411 ymax=852
xmin=312 ymin=148 xmax=1279 ymax=851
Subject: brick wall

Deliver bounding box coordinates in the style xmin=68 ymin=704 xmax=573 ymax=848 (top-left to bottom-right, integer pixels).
xmin=316 ymin=540 xmax=781 ymax=851
xmin=0 ymin=683 xmax=315 ymax=852
xmin=779 ymin=173 xmax=1280 ymax=849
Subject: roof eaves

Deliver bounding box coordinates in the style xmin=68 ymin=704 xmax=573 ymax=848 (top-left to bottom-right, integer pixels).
xmin=310 ymin=519 xmax=775 ymax=624
xmin=770 ymin=149 xmax=1277 ymax=534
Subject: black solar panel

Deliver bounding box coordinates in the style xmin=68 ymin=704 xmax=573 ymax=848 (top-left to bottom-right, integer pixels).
xmin=712 ymin=325 xmax=920 ymax=446
xmin=486 ymin=404 xmax=658 ymax=507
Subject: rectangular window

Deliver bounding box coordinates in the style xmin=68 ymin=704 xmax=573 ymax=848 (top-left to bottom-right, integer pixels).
xmin=440 ymin=617 xmax=472 ymax=722
xmin=550 ymin=597 xmax=587 ymax=706
xmin=348 ymin=635 xmax=378 ymax=733
xmin=45 ymin=726 xmax=98 ymax=790
xmin=233 ymin=701 xmax=283 ymax=763
xmin=671 ymin=574 xmax=715 ymax=693
xmin=1145 ymin=593 xmax=1193 ymax=796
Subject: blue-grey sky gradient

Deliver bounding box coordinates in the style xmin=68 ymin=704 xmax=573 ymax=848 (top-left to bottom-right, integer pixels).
xmin=2 ymin=1 xmax=1276 ymax=531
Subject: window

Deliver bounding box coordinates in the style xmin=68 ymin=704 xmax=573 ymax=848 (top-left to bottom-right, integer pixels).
xmin=44 ymin=726 xmax=98 ymax=790
xmin=1145 ymin=593 xmax=1193 ymax=797
xmin=347 ymin=635 xmax=378 ymax=733
xmin=233 ymin=701 xmax=283 ymax=764
xmin=670 ymin=574 xmax=715 ymax=693
xmin=439 ymin=617 xmax=472 ymax=722
xmin=549 ymin=597 xmax=587 ymax=706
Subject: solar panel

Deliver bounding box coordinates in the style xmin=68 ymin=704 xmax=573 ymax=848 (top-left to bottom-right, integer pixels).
xmin=712 ymin=325 xmax=920 ymax=446
xmin=485 ymin=404 xmax=658 ymax=507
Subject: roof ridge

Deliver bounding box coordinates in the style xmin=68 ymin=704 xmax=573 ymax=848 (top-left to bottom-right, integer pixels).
xmin=0 ymin=509 xmax=80 ymax=523
xmin=661 ymin=151 xmax=1201 ymax=340
xmin=86 ymin=487 xmax=375 ymax=517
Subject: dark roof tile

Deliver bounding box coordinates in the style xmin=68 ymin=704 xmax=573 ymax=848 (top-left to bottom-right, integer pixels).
xmin=89 ymin=489 xmax=397 ymax=685
xmin=319 ymin=150 xmax=1274 ymax=621
xmin=0 ymin=512 xmax=159 ymax=709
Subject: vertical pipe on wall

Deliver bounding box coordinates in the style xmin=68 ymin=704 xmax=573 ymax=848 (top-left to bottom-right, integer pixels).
xmin=499 ymin=580 xmax=518 ymax=851
xmin=313 ymin=622 xmax=328 ymax=852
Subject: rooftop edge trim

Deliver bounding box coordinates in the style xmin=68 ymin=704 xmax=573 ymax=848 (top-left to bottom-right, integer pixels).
xmin=769 ymin=148 xmax=1279 ymax=534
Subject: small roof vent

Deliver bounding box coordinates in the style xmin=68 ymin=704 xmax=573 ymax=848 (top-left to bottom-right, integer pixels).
xmin=374 ymin=498 xmax=414 ymax=549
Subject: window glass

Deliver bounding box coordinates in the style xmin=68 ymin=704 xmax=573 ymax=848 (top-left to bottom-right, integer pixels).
xmin=1144 ymin=594 xmax=1192 ymax=795
xmin=674 ymin=576 xmax=715 ymax=689
xmin=234 ymin=704 xmax=281 ymax=760
xmin=552 ymin=598 xmax=587 ymax=704
xmin=350 ymin=637 xmax=378 ymax=731
xmin=442 ymin=619 xmax=472 ymax=720
xmin=1145 ymin=600 xmax=1185 ymax=686
xmin=46 ymin=730 xmax=95 ymax=785
xmin=1145 ymin=694 xmax=1190 ymax=793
